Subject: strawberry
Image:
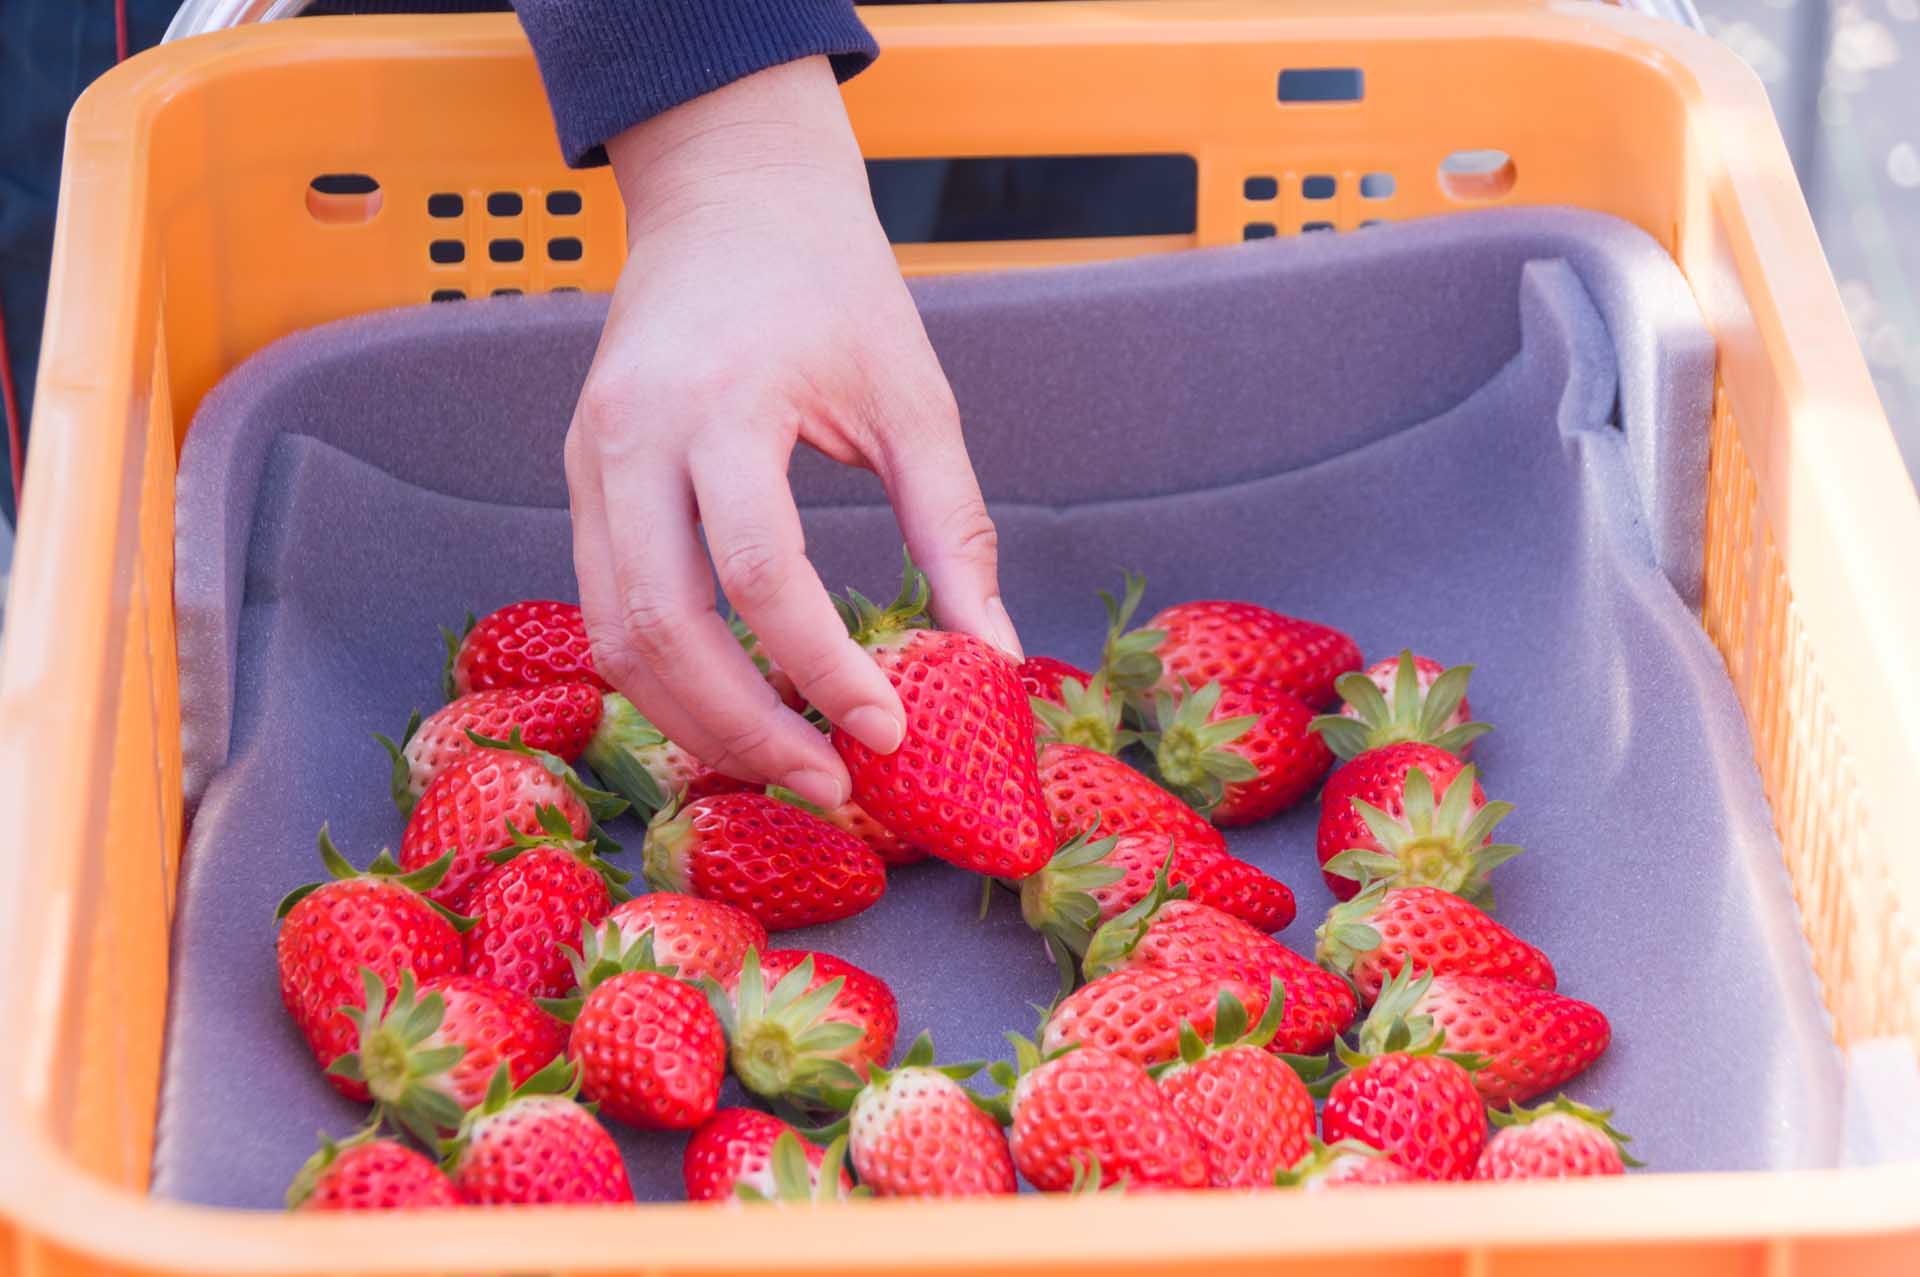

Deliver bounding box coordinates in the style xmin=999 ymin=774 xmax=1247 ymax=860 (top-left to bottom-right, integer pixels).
xmin=1412 ymin=974 xmax=1611 ymax=1105
xmin=643 ymin=792 xmax=885 ymax=931
xmin=328 ymin=968 xmax=566 ymax=1139
xmin=1081 ymin=878 xmax=1353 ymax=1055
xmin=1041 ymin=965 xmax=1267 ymax=1070
xmin=1018 ymin=656 xmax=1094 ymax=708
xmin=1183 ymin=856 xmax=1298 ymax=933
xmin=285 ymin=1125 xmax=458 ymax=1211
xmin=730 ymin=615 xmax=807 ymax=712
xmin=603 ymin=892 xmax=767 ymax=985
xmin=583 ymin=692 xmax=752 ymax=821
xmin=378 ymin=684 xmax=604 ymax=816
xmin=1477 ymin=1096 xmax=1640 ymax=1180
xmin=830 ymin=554 xmax=1053 ymax=879
xmin=1312 ymin=650 xmax=1489 ymax=763
xmin=1038 ymin=742 xmax=1229 ymax=866
xmin=683 ymin=1108 xmax=856 ymax=1202
xmin=1316 ymin=742 xmax=1520 ymax=903
xmin=990 ymin=1035 xmax=1206 ymax=1192
xmin=1154 ymin=988 xmax=1316 ymax=1187
xmin=736 ymin=1132 xmax=862 ymax=1204
xmin=444 ymin=1058 xmax=632 ymax=1204
xmin=399 ymin=736 xmax=622 ymax=912
xmin=769 ymin=786 xmax=927 ymax=868
xmin=1317 ymin=883 xmax=1555 ymax=1004
xmin=542 ymin=922 xmax=726 ymax=1130
xmin=462 ymin=811 xmax=628 ymax=998
xmin=1030 ymin=668 xmax=1134 ymax=758
xmin=1146 ymin=678 xmax=1332 ymax=826
xmin=708 ymin=947 xmax=898 ymax=1109
xmin=1273 ymin=1138 xmax=1414 ymax=1190
xmin=1320 ymin=968 xmax=1488 ymax=1181
xmin=1099 ymin=572 xmax=1361 ymax=708
xmin=845 ymin=1033 xmax=1016 ymax=1197
xmin=274 ymin=829 xmax=467 ymax=1089
xmin=443 ymin=600 xmax=608 ymax=699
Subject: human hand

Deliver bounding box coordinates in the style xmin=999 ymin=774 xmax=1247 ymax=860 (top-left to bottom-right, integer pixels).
xmin=565 ymin=55 xmax=1019 ymax=811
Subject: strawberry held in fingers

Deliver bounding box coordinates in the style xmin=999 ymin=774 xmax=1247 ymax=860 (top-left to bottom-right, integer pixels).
xmin=1155 ymin=986 xmax=1317 ymax=1187
xmin=584 ymin=692 xmax=752 ymax=821
xmin=1318 ymin=883 xmax=1555 ymax=1004
xmin=1413 ymin=974 xmax=1611 ymax=1105
xmin=769 ymin=786 xmax=928 ymax=868
xmin=1274 ymin=1138 xmax=1414 ymax=1190
xmin=543 ymin=923 xmax=726 ymax=1130
xmin=644 ymin=792 xmax=885 ymax=931
xmin=463 ymin=810 xmax=628 ymax=999
xmin=830 ymin=552 xmax=1053 ymax=879
xmin=603 ymin=892 xmax=767 ymax=985
xmin=444 ymin=600 xmax=608 ymax=699
xmin=845 ymin=1033 xmax=1017 ymax=1198
xmin=444 ymin=1058 xmax=633 ymax=1205
xmin=1316 ymin=650 xmax=1488 ymax=761
xmin=1041 ymin=965 xmax=1268 ymax=1070
xmin=991 ymin=1035 xmax=1206 ymax=1192
xmin=1147 ymin=678 xmax=1332 ymax=826
xmin=379 ymin=684 xmax=604 ymax=816
xmin=710 ymin=947 xmax=899 ymax=1109
xmin=1317 ymin=743 xmax=1520 ymax=903
xmin=286 ymin=1125 xmax=458 ymax=1212
xmin=683 ymin=1108 xmax=855 ymax=1203
xmin=1477 ymin=1097 xmax=1641 ymax=1180
xmin=274 ymin=829 xmax=467 ymax=1088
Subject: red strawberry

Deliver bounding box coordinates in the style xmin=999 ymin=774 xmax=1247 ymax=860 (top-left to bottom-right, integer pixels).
xmin=544 ymin=921 xmax=726 ymax=1130
xmin=1316 ymin=742 xmax=1519 ymax=902
xmin=1018 ymin=656 xmax=1094 ymax=708
xmin=328 ymin=969 xmax=566 ymax=1139
xmin=445 ymin=1058 xmax=632 ymax=1204
xmin=463 ymin=814 xmax=627 ymax=998
xmin=683 ymin=1109 xmax=857 ymax=1202
xmin=1155 ymin=988 xmax=1316 ymax=1187
xmin=769 ymin=786 xmax=928 ymax=868
xmin=1099 ymin=573 xmax=1361 ymax=708
xmin=1184 ymin=856 xmax=1297 ymax=933
xmin=992 ymin=1036 xmax=1206 ymax=1192
xmin=400 ymin=738 xmax=621 ymax=913
xmin=846 ymin=1034 xmax=1016 ymax=1197
xmin=1038 ymin=742 xmax=1229 ymax=865
xmin=643 ymin=793 xmax=885 ymax=931
xmin=285 ymin=1126 xmax=458 ymax=1211
xmin=1273 ymin=1138 xmax=1415 ymax=1190
xmin=1029 ymin=667 xmax=1134 ymax=758
xmin=712 ymin=949 xmax=898 ymax=1108
xmin=1320 ymin=968 xmax=1488 ymax=1181
xmin=1476 ymin=1096 xmax=1640 ymax=1180
xmin=274 ymin=830 xmax=467 ymax=1089
xmin=1081 ymin=882 xmax=1354 ymax=1055
xmin=444 ymin=600 xmax=608 ymax=698
xmin=1317 ymin=651 xmax=1486 ymax=761
xmin=583 ymin=692 xmax=752 ymax=821
xmin=830 ymin=555 xmax=1053 ymax=879
xmin=603 ymin=892 xmax=767 ymax=985
xmin=1317 ymin=883 xmax=1555 ymax=1004
xmin=1413 ymin=974 xmax=1611 ymax=1105
xmin=1041 ymin=965 xmax=1267 ymax=1070
xmin=1146 ymin=678 xmax=1333 ymax=826
xmin=379 ymin=684 xmax=604 ymax=816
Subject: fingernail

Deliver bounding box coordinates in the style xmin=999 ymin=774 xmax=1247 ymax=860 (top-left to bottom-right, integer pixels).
xmin=843 ymin=705 xmax=905 ymax=755
xmin=985 ymin=596 xmax=1024 ymax=661
xmin=783 ymin=768 xmax=849 ymax=810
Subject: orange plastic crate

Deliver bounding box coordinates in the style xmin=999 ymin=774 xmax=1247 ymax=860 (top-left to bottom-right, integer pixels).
xmin=2 ymin=3 xmax=1918 ymax=1274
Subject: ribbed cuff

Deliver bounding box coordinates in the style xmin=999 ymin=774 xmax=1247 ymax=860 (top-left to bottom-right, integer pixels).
xmin=513 ymin=0 xmax=879 ymax=167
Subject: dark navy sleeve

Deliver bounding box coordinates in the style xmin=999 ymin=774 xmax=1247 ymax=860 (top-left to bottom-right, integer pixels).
xmin=512 ymin=1 xmax=879 ymax=167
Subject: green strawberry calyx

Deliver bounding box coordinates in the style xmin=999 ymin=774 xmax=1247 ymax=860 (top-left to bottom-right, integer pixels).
xmin=1313 ymin=883 xmax=1392 ymax=978
xmin=1151 ymin=981 xmax=1332 ymax=1085
xmin=538 ymin=921 xmax=679 ymax=1022
xmin=810 ymin=1032 xmax=988 ymax=1137
xmin=1321 ymin=763 xmax=1521 ymax=909
xmin=438 ymin=611 xmax=479 ymax=703
xmin=581 ymin=692 xmax=674 ymax=821
xmin=465 ymin=727 xmax=630 ymax=830
xmin=484 ymin=804 xmax=634 ymax=901
xmin=1017 ymin=826 xmax=1126 ymax=963
xmin=1030 ymin=669 xmax=1136 ymax=757
xmin=274 ymin=826 xmax=473 ymax=932
xmin=438 ymin=1053 xmax=581 ymax=1171
xmin=1141 ymin=680 xmax=1261 ymax=815
xmin=833 ymin=547 xmax=935 ymax=650
xmin=375 ymin=710 xmax=428 ymax=817
xmin=702 ymin=948 xmax=867 ymax=1110
xmin=1273 ymin=1136 xmax=1395 ymax=1189
xmin=1309 ymin=651 xmax=1491 ymax=762
xmin=1079 ymin=853 xmax=1189 ymax=981
xmin=734 ymin=1131 xmax=869 ymax=1204
xmin=974 ymin=1031 xmax=1081 ymax=1127
xmin=1333 ymin=966 xmax=1484 ymax=1075
xmin=640 ymin=791 xmax=699 ymax=894
xmin=1067 ymin=1154 xmax=1129 ymax=1196
xmin=1096 ymin=570 xmax=1166 ymax=699
xmin=284 ymin=1118 xmax=387 ymax=1210
xmin=327 ymin=968 xmax=468 ymax=1146
xmin=1491 ymin=1094 xmax=1645 ymax=1167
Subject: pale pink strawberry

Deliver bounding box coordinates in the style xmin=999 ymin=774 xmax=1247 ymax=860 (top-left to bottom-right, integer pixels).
xmin=1476 ymin=1097 xmax=1639 ymax=1179
xmin=379 ymin=685 xmax=603 ymax=816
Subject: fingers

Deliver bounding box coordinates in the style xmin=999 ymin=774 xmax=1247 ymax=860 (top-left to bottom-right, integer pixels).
xmin=689 ymin=437 xmax=906 ymax=756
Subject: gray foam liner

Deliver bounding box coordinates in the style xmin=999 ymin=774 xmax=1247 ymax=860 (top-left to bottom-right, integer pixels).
xmin=159 ymin=208 xmax=1842 ymax=1208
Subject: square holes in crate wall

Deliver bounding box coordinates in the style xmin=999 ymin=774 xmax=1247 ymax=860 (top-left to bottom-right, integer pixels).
xmin=422 ymin=184 xmax=591 ymax=303
xmin=1239 ymin=169 xmax=1398 ymax=240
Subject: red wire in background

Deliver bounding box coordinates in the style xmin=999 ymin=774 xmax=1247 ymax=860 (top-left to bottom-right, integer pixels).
xmin=0 ymin=0 xmax=132 ymax=520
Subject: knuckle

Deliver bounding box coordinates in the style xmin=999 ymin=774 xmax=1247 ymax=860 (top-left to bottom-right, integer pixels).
xmin=710 ymin=713 xmax=777 ymax=767
xmin=941 ymin=499 xmax=1000 ymax=565
xmin=712 ymin=534 xmax=793 ymax=609
xmin=602 ymin=591 xmax=692 ymax=672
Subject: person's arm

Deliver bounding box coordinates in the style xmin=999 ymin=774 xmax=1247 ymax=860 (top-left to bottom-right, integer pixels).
xmin=513 ymin=10 xmax=1020 ymax=811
